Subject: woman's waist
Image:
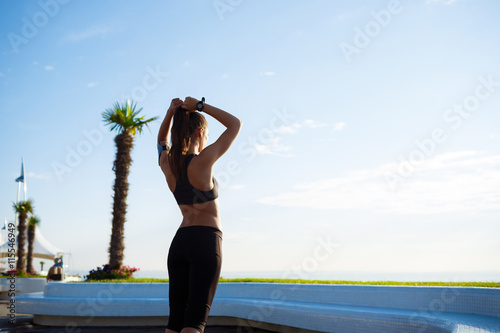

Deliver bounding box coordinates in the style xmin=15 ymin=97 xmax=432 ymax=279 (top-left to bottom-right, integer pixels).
xmin=179 ymin=218 xmax=221 ymax=231
xmin=178 ymin=199 xmax=220 ymax=228
xmin=176 ymin=225 xmax=222 ymax=237
xmin=179 ymin=202 xmax=219 ymax=221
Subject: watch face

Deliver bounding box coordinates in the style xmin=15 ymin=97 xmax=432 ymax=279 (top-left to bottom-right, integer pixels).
xmin=197 ymin=102 xmax=203 ymax=110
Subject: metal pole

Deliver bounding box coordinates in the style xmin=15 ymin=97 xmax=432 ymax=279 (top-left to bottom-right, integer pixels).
xmin=22 ymin=158 xmax=27 ymax=201
xmin=15 ymin=182 xmax=21 ymax=229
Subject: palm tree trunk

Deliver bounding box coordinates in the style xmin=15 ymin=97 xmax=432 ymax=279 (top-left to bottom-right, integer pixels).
xmin=26 ymin=224 xmax=35 ymax=274
xmin=16 ymin=213 xmax=27 ymax=272
xmin=108 ymin=131 xmax=133 ymax=271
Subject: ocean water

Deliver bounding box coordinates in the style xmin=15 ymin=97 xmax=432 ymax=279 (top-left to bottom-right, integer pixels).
xmin=65 ymin=269 xmax=500 ymax=282
xmin=129 ymin=270 xmax=500 ymax=282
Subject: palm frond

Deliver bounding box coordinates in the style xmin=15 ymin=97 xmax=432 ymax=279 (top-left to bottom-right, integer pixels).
xmin=13 ymin=200 xmax=34 ymax=214
xmin=28 ymin=215 xmax=41 ymax=226
xmin=102 ymin=100 xmax=158 ymax=136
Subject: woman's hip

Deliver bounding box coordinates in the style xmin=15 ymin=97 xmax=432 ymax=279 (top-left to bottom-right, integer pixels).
xmin=169 ymin=225 xmax=222 ymax=262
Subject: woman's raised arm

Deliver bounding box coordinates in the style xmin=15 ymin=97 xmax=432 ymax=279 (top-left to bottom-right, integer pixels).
xmin=157 ymin=98 xmax=183 ymax=145
xmin=182 ymin=97 xmax=242 ymax=164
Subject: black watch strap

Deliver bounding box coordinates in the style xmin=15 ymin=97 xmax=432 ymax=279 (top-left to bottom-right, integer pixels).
xmin=197 ymin=97 xmax=205 ymax=111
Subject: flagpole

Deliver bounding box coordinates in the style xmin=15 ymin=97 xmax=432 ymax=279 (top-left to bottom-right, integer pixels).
xmin=15 ymin=157 xmax=26 ymax=229
xmin=23 ymin=158 xmax=27 ymax=201
xmin=15 ymin=182 xmax=20 ymax=229
xmin=2 ymin=218 xmax=7 ymax=247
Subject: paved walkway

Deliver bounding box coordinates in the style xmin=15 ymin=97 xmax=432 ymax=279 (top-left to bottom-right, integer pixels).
xmin=0 ymin=301 xmax=274 ymax=333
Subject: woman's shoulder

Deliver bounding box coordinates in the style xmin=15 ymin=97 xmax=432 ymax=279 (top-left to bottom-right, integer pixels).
xmin=191 ymin=149 xmax=216 ymax=167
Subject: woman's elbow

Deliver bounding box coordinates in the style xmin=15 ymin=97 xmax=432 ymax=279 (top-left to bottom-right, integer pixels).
xmin=234 ymin=118 xmax=242 ymax=131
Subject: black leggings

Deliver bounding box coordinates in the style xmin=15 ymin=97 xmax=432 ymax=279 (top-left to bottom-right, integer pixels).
xmin=166 ymin=226 xmax=222 ymax=333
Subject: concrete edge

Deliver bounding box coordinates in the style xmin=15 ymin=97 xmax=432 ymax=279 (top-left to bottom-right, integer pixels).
xmin=33 ymin=315 xmax=323 ymax=333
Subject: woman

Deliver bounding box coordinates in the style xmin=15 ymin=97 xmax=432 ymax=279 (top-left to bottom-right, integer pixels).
xmin=158 ymin=97 xmax=241 ymax=333
xmin=46 ymin=258 xmax=63 ymax=282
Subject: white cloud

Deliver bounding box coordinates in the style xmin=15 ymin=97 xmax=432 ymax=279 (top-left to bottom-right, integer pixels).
xmin=45 ymin=66 xmax=54 ymax=71
xmin=26 ymin=172 xmax=51 ymax=180
xmin=226 ymin=184 xmax=245 ymax=190
xmin=221 ymin=73 xmax=229 ymax=79
xmin=490 ymin=134 xmax=500 ymax=139
xmin=87 ymin=82 xmax=98 ymax=88
xmin=260 ymin=71 xmax=275 ymax=76
xmin=254 ymin=137 xmax=293 ymax=157
xmin=252 ymin=119 xmax=342 ymax=156
xmin=273 ymin=119 xmax=336 ymax=135
xmin=304 ymin=119 xmax=328 ymax=128
xmin=331 ymin=122 xmax=346 ymax=132
xmin=32 ymin=61 xmax=38 ymax=65
xmin=62 ymin=25 xmax=114 ymax=43
xmin=255 ymin=144 xmax=272 ymax=155
xmin=0 ymin=72 xmax=4 ymax=77
xmin=184 ymin=61 xmax=190 ymax=67
xmin=273 ymin=123 xmax=301 ymax=134
xmin=257 ymin=151 xmax=500 ymax=215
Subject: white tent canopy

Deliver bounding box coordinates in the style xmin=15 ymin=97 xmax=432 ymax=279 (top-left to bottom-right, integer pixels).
xmin=0 ymin=225 xmax=65 ymax=260
xmin=32 ymin=225 xmax=65 ymax=259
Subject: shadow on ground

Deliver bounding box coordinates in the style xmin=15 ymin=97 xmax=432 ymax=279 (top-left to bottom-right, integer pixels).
xmin=0 ymin=301 xmax=274 ymax=333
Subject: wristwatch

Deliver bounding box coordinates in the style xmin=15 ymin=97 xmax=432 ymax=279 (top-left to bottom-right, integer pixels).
xmin=196 ymin=97 xmax=205 ymax=111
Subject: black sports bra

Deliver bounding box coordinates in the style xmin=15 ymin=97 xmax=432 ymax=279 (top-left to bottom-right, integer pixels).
xmin=158 ymin=144 xmax=218 ymax=205
xmin=173 ymin=154 xmax=218 ymax=205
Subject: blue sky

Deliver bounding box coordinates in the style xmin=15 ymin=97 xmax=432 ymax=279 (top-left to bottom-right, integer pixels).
xmin=0 ymin=0 xmax=499 ymax=280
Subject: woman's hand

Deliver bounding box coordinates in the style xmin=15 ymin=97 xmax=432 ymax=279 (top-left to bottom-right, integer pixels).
xmin=182 ymin=96 xmax=199 ymax=112
xmin=167 ymin=98 xmax=183 ymax=113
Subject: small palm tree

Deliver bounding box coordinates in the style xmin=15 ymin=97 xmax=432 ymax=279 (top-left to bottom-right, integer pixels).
xmin=13 ymin=200 xmax=34 ymax=272
xmin=27 ymin=215 xmax=40 ymax=274
xmin=102 ymin=100 xmax=158 ymax=270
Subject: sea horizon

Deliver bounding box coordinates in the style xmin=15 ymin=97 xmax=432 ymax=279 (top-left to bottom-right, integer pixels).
xmin=66 ymin=269 xmax=500 ymax=282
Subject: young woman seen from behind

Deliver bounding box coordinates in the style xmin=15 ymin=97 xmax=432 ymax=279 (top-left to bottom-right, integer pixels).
xmin=157 ymin=97 xmax=241 ymax=333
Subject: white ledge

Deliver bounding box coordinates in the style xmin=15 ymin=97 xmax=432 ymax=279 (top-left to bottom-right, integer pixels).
xmin=17 ymin=283 xmax=500 ymax=332
xmin=0 ymin=277 xmax=46 ymax=300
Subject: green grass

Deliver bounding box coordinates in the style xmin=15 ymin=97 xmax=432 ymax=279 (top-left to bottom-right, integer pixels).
xmin=1 ymin=274 xmax=45 ymax=278
xmin=80 ymin=278 xmax=168 ymax=283
xmin=77 ymin=277 xmax=500 ymax=287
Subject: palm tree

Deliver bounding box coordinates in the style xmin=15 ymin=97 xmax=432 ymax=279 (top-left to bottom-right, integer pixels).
xmin=13 ymin=200 xmax=34 ymax=272
xmin=27 ymin=215 xmax=40 ymax=274
xmin=102 ymin=101 xmax=158 ymax=270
